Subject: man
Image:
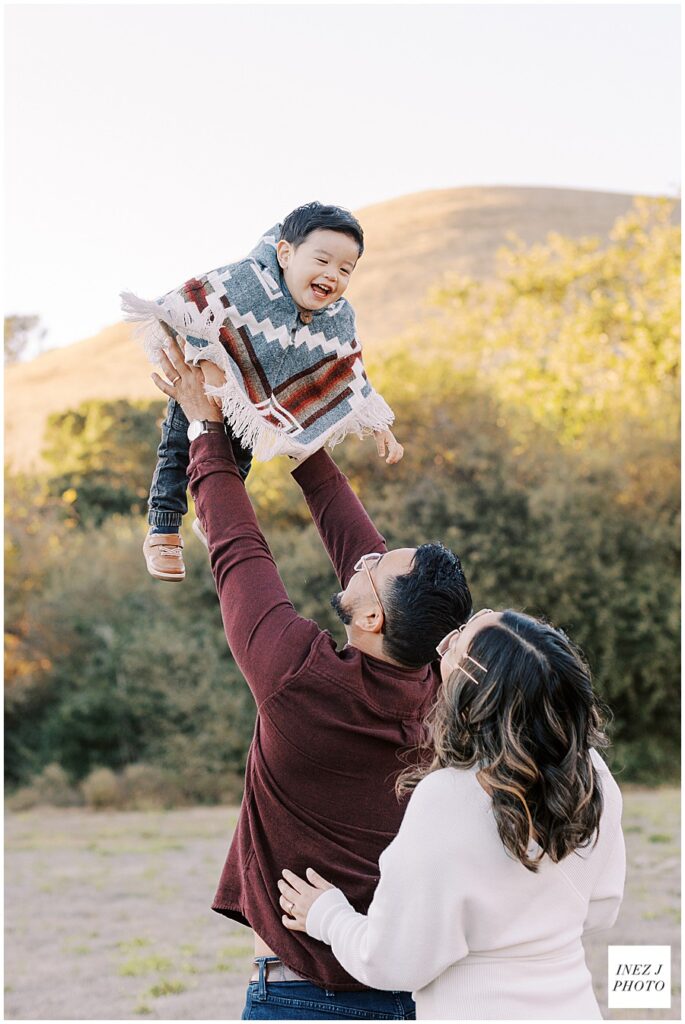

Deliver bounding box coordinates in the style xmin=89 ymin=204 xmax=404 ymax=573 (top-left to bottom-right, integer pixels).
xmin=153 ymin=338 xmax=472 ymax=1020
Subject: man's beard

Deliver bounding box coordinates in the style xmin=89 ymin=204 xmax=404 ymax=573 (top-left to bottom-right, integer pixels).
xmin=330 ymin=591 xmax=353 ymax=625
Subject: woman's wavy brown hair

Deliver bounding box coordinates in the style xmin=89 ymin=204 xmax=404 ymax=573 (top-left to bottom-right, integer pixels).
xmin=397 ymin=610 xmax=609 ymax=872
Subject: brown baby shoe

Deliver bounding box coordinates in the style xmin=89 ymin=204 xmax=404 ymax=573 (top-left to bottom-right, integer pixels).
xmin=143 ymin=530 xmax=185 ymax=582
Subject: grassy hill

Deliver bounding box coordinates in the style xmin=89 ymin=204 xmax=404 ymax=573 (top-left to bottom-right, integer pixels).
xmin=5 ymin=185 xmax=669 ymax=471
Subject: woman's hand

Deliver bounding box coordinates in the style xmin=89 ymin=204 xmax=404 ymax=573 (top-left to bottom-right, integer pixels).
xmin=278 ymin=868 xmax=335 ymax=932
xmin=151 ymin=335 xmax=223 ymax=424
xmin=374 ymin=428 xmax=404 ymax=465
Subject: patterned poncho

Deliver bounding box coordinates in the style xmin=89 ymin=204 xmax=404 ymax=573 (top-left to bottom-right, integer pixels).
xmin=121 ymin=225 xmax=394 ymax=461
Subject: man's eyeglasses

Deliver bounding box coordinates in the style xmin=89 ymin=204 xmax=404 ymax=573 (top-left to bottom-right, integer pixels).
xmin=436 ymin=608 xmax=494 ymax=660
xmin=353 ymin=552 xmax=385 ymax=618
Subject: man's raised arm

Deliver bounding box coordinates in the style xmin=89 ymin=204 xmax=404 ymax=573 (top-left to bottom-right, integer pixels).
xmin=291 ymin=449 xmax=387 ymax=589
xmin=153 ymin=338 xmax=321 ymax=707
xmin=188 ymin=432 xmax=322 ymax=704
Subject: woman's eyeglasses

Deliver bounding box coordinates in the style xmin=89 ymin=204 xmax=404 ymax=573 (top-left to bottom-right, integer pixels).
xmin=436 ymin=608 xmax=494 ymax=660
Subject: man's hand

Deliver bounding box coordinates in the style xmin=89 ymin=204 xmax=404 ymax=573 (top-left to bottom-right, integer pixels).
xmin=374 ymin=428 xmax=404 ymax=465
xmin=278 ymin=867 xmax=335 ymax=933
xmin=200 ymin=359 xmax=227 ymax=412
xmin=151 ymin=335 xmax=223 ymax=424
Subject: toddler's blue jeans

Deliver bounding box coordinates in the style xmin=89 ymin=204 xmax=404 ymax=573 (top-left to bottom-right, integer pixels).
xmin=148 ymin=398 xmax=253 ymax=530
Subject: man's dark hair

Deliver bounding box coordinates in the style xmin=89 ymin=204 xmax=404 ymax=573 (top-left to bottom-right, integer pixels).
xmin=382 ymin=543 xmax=472 ymax=668
xmin=280 ymin=202 xmax=364 ymax=257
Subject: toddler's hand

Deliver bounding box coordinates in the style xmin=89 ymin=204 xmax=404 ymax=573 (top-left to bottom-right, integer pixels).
xmin=374 ymin=429 xmax=404 ymax=465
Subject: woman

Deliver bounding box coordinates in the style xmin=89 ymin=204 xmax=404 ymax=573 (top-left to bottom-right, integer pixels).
xmin=277 ymin=609 xmax=626 ymax=1020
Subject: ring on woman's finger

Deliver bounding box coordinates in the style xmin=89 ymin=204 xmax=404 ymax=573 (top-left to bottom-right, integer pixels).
xmin=170 ymin=376 xmax=181 ymax=385
xmin=288 ymin=900 xmax=295 ymax=914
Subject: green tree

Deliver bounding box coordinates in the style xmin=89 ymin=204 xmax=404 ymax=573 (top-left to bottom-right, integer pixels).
xmin=42 ymin=399 xmax=164 ymax=524
xmin=4 ymin=513 xmax=255 ymax=795
xmin=423 ymin=197 xmax=680 ymax=445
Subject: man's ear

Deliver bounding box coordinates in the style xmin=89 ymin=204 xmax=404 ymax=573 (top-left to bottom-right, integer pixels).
xmin=276 ymin=239 xmax=292 ymax=271
xmin=354 ymin=605 xmax=384 ymax=636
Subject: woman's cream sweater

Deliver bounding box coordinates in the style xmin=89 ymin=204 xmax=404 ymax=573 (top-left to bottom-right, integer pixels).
xmin=307 ymin=749 xmax=625 ymax=1020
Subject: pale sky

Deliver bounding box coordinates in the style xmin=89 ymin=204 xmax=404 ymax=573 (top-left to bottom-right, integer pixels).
xmin=4 ymin=3 xmax=681 ymax=358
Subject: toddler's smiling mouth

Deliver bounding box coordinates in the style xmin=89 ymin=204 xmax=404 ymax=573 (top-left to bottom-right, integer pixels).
xmin=311 ymin=283 xmax=332 ymax=298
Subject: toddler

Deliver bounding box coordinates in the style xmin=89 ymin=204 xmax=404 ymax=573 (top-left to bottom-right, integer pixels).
xmin=122 ymin=202 xmax=403 ymax=581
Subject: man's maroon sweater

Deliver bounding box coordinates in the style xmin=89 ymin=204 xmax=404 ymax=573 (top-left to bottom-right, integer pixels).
xmin=188 ymin=432 xmax=440 ymax=990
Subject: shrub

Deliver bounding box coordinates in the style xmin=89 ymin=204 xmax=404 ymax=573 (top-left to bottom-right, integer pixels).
xmin=5 ymin=763 xmax=81 ymax=810
xmin=174 ymin=765 xmax=245 ymax=805
xmin=6 ymin=785 xmax=41 ymax=811
xmin=121 ymin=763 xmax=182 ymax=810
xmin=34 ymin=763 xmax=81 ymax=806
xmin=81 ymin=767 xmax=123 ymax=810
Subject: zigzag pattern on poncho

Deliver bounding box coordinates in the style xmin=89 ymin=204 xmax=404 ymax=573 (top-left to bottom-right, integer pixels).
xmin=121 ymin=225 xmax=394 ymax=461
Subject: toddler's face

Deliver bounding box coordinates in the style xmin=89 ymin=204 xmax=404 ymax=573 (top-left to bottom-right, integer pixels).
xmin=277 ymin=228 xmax=359 ymax=313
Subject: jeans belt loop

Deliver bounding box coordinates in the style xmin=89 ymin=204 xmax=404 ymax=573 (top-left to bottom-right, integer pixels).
xmin=253 ymin=956 xmax=280 ymax=1001
xmin=256 ymin=956 xmax=267 ymax=1001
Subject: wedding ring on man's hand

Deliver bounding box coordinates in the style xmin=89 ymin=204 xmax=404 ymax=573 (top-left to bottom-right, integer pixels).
xmin=170 ymin=376 xmax=181 ymax=385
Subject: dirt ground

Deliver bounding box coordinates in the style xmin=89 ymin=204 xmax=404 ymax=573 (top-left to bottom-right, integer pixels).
xmin=4 ymin=787 xmax=680 ymax=1021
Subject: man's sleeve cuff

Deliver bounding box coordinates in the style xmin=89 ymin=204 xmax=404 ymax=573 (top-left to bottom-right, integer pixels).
xmin=291 ymin=448 xmax=340 ymax=491
xmin=189 ymin=430 xmax=236 ymax=460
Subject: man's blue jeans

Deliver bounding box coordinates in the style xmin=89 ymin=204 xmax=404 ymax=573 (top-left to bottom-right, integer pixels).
xmin=148 ymin=398 xmax=253 ymax=529
xmin=242 ymin=957 xmax=416 ymax=1020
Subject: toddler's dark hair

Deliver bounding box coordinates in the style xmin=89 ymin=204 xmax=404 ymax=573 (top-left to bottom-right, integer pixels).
xmin=280 ymin=202 xmax=364 ymax=257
